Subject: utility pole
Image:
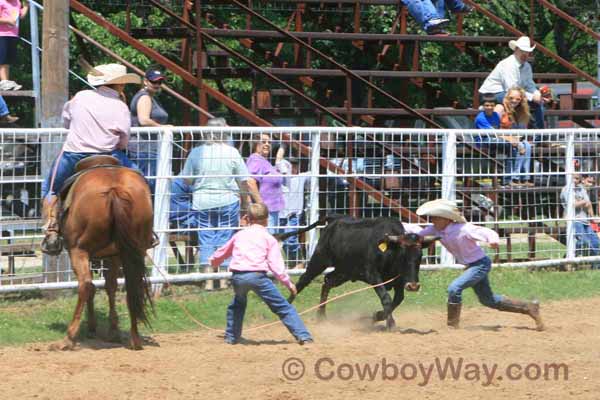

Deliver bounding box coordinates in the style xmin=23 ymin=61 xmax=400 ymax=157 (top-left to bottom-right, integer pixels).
xmin=41 ymin=0 xmax=70 ymax=283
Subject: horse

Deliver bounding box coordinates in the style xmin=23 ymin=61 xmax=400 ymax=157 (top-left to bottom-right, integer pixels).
xmin=43 ymin=156 xmax=155 ymax=350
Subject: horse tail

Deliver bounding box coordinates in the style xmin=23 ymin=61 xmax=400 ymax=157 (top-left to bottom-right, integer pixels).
xmin=108 ymin=188 xmax=153 ymax=327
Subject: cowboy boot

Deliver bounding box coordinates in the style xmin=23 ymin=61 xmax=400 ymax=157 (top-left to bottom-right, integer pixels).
xmin=41 ymin=196 xmax=63 ymax=255
xmin=203 ymin=266 xmax=214 ymax=291
xmin=496 ymin=297 xmax=545 ymax=331
xmin=447 ymin=303 xmax=461 ymax=328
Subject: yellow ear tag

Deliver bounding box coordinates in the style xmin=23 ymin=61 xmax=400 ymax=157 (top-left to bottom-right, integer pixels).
xmin=378 ymin=241 xmax=388 ymax=252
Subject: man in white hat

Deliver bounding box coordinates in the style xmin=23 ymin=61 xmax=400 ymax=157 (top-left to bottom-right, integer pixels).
xmin=41 ymin=64 xmax=141 ymax=249
xmin=407 ymin=198 xmax=545 ymax=331
xmin=479 ymin=36 xmax=550 ymax=129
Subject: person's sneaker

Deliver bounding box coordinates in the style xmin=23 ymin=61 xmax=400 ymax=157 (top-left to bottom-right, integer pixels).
xmin=425 ymin=19 xmax=450 ymax=35
xmin=0 ymin=80 xmax=22 ymax=91
xmin=224 ymin=338 xmax=238 ymax=345
xmin=298 ymin=338 xmax=314 ymax=346
xmin=0 ymin=114 xmax=19 ymax=124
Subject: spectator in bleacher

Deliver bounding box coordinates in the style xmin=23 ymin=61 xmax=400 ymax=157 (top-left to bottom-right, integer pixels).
xmin=129 ymin=67 xmax=170 ymax=193
xmin=479 ymin=36 xmax=550 ymax=129
xmin=0 ymin=94 xmax=17 ymax=123
xmin=41 ymin=64 xmax=140 ymax=246
xmin=500 ymin=86 xmax=534 ymax=187
xmin=246 ymin=133 xmax=285 ymax=234
xmin=561 ymin=174 xmax=600 ymax=269
xmin=182 ymin=118 xmax=260 ymax=290
xmin=275 ymin=146 xmax=310 ymax=269
xmin=474 ymin=93 xmax=515 ymax=188
xmin=402 ymin=0 xmax=472 ymax=35
xmin=0 ymin=0 xmax=27 ymax=90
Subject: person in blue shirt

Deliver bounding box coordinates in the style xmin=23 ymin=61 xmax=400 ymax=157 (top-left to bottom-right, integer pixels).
xmin=475 ymin=93 xmax=518 ymax=188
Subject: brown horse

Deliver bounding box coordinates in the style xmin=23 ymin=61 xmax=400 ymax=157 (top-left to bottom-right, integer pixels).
xmin=44 ymin=162 xmax=155 ymax=350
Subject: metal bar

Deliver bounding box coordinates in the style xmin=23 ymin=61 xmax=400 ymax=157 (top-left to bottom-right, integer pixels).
xmin=201 ymin=28 xmax=513 ymax=43
xmin=29 ymin=4 xmax=41 ymax=127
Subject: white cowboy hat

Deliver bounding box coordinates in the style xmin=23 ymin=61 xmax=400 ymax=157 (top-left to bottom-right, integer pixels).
xmin=416 ymin=199 xmax=467 ymax=223
xmin=509 ymin=36 xmax=536 ymax=53
xmin=87 ymin=63 xmax=141 ymax=87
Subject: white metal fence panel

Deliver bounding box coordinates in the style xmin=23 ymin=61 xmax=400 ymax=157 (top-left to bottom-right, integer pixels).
xmin=2 ymin=127 xmax=600 ymax=292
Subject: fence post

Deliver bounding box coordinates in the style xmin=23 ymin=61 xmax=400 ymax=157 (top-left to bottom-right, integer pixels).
xmin=565 ymin=131 xmax=576 ymax=260
xmin=29 ymin=4 xmax=41 ymax=128
xmin=307 ymin=130 xmax=321 ymax=258
xmin=151 ymin=128 xmax=173 ymax=295
xmin=441 ymin=130 xmax=456 ymax=266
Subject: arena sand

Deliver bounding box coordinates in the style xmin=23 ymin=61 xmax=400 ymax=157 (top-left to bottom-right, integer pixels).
xmin=0 ymin=297 xmax=598 ymax=399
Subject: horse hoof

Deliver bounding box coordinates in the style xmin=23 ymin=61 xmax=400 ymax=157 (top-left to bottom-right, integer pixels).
xmin=49 ymin=338 xmax=77 ymax=351
xmin=130 ymin=340 xmax=144 ymax=351
xmin=107 ymin=332 xmax=122 ymax=344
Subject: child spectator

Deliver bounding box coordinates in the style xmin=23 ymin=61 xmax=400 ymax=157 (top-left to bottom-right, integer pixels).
xmin=474 ymin=93 xmax=516 ymax=188
xmin=0 ymin=0 xmax=28 ymax=90
xmin=560 ymin=174 xmax=600 ymax=269
xmin=209 ymin=203 xmax=313 ymax=345
xmin=407 ymin=199 xmax=545 ymax=330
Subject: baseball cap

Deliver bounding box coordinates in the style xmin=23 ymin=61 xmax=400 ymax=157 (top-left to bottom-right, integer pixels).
xmin=145 ymin=68 xmax=165 ymax=82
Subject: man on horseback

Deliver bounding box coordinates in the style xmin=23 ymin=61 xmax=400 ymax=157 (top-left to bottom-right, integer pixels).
xmin=41 ymin=63 xmax=141 ymax=253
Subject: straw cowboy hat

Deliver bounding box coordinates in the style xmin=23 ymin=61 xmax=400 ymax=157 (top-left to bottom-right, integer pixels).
xmin=509 ymin=36 xmax=536 ymax=53
xmin=87 ymin=63 xmax=141 ymax=87
xmin=416 ymin=199 xmax=467 ymax=223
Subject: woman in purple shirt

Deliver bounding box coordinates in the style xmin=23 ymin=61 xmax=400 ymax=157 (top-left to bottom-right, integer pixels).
xmin=413 ymin=199 xmax=544 ymax=331
xmin=245 ymin=133 xmax=285 ymax=233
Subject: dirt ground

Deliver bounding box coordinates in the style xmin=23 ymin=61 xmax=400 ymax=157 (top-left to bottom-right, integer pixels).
xmin=1 ymin=297 xmax=599 ymax=400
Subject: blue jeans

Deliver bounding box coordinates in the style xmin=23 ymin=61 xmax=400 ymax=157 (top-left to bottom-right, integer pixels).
xmin=279 ymin=213 xmax=303 ymax=264
xmin=478 ymin=136 xmax=516 ymax=185
xmin=447 ymin=256 xmax=504 ymax=308
xmin=0 ymin=95 xmax=9 ymax=117
xmin=513 ymin=141 xmax=532 ymax=182
xmin=128 ymin=151 xmax=157 ymax=194
xmin=41 ymin=150 xmax=135 ymax=199
xmin=402 ymin=0 xmax=466 ymax=30
xmin=574 ymin=222 xmax=600 ymax=269
xmin=198 ymin=201 xmax=239 ymax=267
xmin=267 ymin=211 xmax=281 ymax=235
xmin=226 ymin=271 xmax=312 ymax=343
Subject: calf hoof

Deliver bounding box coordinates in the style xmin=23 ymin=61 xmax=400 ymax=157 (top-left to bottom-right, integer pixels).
xmin=316 ymin=309 xmax=327 ymax=322
xmin=386 ymin=317 xmax=396 ymax=330
xmin=373 ymin=311 xmax=386 ymax=322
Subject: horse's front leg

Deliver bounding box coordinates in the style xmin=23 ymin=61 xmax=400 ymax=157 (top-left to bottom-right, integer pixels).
xmin=52 ymin=248 xmax=92 ymax=350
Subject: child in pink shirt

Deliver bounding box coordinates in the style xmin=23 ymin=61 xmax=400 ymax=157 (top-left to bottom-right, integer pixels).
xmin=210 ymin=203 xmax=313 ymax=345
xmin=411 ymin=199 xmax=544 ymax=331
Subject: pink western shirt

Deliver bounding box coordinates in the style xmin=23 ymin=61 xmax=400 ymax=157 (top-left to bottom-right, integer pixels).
xmin=62 ymin=87 xmax=132 ymax=153
xmin=209 ymin=224 xmax=293 ymax=289
xmin=409 ymin=222 xmax=500 ymax=265
xmin=0 ymin=0 xmax=21 ymax=37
